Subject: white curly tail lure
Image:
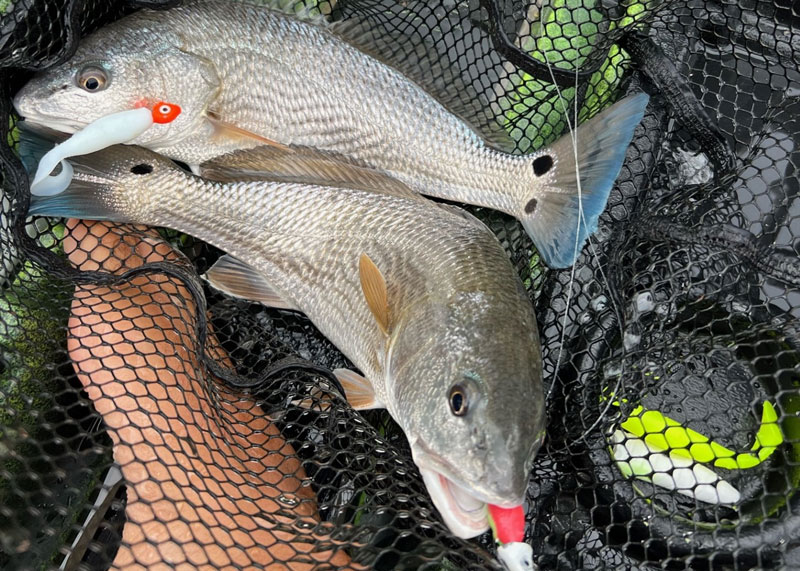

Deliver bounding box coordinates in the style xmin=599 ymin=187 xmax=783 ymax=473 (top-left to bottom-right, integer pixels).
xmin=29 ymin=102 xmax=181 ymax=196
xmin=497 ymin=542 xmax=536 ymax=571
xmin=488 ymin=504 xmax=537 ymax=571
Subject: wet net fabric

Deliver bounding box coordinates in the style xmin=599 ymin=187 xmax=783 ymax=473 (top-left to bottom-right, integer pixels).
xmin=0 ymin=0 xmax=799 ymax=569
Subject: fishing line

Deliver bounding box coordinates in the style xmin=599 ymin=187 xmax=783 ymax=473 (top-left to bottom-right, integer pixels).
xmin=536 ymin=3 xmax=628 ymax=449
xmin=538 ymin=6 xmax=577 ymax=406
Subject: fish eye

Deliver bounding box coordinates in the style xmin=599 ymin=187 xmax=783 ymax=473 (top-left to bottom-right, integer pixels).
xmin=449 ymin=384 xmax=468 ymax=416
xmin=130 ymin=163 xmax=153 ymax=175
xmin=77 ymin=66 xmax=109 ymax=93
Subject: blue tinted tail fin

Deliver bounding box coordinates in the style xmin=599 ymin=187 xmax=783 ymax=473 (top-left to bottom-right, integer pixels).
xmin=521 ymin=93 xmax=649 ymax=269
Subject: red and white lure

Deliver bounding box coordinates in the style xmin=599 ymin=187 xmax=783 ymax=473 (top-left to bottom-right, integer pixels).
xmin=488 ymin=504 xmax=536 ymax=571
xmin=29 ymin=102 xmax=181 ymax=196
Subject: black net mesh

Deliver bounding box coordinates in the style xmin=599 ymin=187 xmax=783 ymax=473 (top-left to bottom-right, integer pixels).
xmin=1 ymin=0 xmax=799 ymax=569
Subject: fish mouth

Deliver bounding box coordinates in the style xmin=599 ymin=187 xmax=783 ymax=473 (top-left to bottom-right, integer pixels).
xmin=412 ymin=441 xmax=525 ymax=539
xmin=20 ymin=117 xmax=84 ymax=135
xmin=13 ymin=106 xmax=85 ymax=135
xmin=418 ymin=467 xmax=490 ymax=539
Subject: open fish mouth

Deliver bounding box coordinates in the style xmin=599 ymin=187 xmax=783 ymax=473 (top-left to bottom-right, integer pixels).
xmin=419 ymin=468 xmax=490 ymax=539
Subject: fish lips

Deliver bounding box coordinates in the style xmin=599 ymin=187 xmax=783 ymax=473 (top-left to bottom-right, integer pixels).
xmin=415 ymin=451 xmax=526 ymax=539
xmin=418 ymin=467 xmax=491 ymax=539
xmin=14 ymin=112 xmax=83 ymax=137
xmin=13 ymin=90 xmax=84 ymax=135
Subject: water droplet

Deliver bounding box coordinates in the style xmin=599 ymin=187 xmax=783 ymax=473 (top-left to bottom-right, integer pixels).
xmin=602 ymin=362 xmax=623 ymax=380
xmin=624 ymin=330 xmax=642 ymax=350
xmin=278 ymin=494 xmax=299 ymax=507
xmin=731 ymin=301 xmax=748 ymax=313
xmin=591 ymin=295 xmax=608 ymax=312
xmin=634 ymin=292 xmax=655 ymax=313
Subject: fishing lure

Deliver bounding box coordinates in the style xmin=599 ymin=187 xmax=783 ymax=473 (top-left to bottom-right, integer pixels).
xmin=29 ymin=102 xmax=181 ymax=196
xmin=488 ymin=504 xmax=536 ymax=570
xmin=151 ymin=102 xmax=182 ymax=124
xmin=497 ymin=542 xmax=536 ymax=571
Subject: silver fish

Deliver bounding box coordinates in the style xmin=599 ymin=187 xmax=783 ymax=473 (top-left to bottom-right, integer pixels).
xmin=13 ymin=0 xmax=648 ymax=268
xmin=27 ymin=143 xmax=546 ymax=539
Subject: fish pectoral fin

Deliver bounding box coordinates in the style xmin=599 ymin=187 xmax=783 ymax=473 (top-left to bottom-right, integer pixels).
xmin=333 ymin=368 xmax=383 ymax=410
xmin=201 ymin=144 xmax=419 ymax=199
xmin=206 ymin=112 xmax=292 ymax=151
xmin=358 ymin=253 xmax=390 ymax=336
xmin=204 ymin=254 xmax=300 ymax=312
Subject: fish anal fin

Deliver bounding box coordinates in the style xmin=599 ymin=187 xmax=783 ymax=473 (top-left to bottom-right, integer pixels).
xmin=205 ymin=254 xmax=299 ymax=312
xmin=358 ymin=253 xmax=390 ymax=336
xmin=333 ymin=368 xmax=383 ymax=410
xmin=207 ymin=112 xmax=292 ymax=151
xmin=201 ymin=145 xmax=420 ymax=199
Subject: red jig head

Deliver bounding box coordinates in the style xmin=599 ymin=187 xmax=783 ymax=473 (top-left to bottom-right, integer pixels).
xmin=151 ymin=101 xmax=182 ymax=124
xmin=487 ymin=504 xmax=525 ymax=545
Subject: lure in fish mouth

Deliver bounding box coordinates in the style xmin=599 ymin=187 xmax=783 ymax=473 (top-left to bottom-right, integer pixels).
xmin=418 ymin=468 xmax=499 ymax=538
xmin=412 ymin=426 xmax=542 ymax=538
xmin=26 ymin=103 xmax=183 ymax=196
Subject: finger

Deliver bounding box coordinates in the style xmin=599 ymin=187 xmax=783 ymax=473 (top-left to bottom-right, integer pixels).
xmin=66 ymin=221 xmax=357 ymax=570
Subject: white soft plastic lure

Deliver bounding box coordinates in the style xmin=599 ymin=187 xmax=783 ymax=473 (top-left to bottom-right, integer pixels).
xmin=29 ymin=102 xmax=181 ymax=196
xmin=487 ymin=504 xmax=535 ymax=570
xmin=497 ymin=542 xmax=537 ymax=571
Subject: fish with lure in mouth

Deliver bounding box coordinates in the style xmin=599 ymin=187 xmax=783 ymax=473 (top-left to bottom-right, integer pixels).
xmin=26 ymin=140 xmax=547 ymax=540
xmin=13 ymin=0 xmax=648 ymax=269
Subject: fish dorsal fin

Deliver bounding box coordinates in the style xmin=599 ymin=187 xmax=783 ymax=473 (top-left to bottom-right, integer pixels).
xmin=327 ymin=17 xmax=516 ymax=153
xmin=200 ymin=145 xmax=421 ymax=199
xmin=205 ymin=254 xmax=300 ymax=312
xmin=359 ymin=253 xmax=390 ymax=336
xmin=333 ymin=368 xmax=384 ymax=410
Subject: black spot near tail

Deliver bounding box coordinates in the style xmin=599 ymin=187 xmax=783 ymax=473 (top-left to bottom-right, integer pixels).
xmin=533 ymin=155 xmax=553 ymax=177
xmin=131 ymin=163 xmax=153 ymax=175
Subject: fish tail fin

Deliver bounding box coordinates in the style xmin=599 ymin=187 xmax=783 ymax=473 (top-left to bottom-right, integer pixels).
xmin=520 ymin=93 xmax=649 ymax=269
xmin=27 ymin=176 xmax=133 ymax=222
xmin=23 ymin=142 xmax=155 ymax=222
xmin=26 ymin=151 xmax=136 ymax=222
xmin=19 ymin=128 xmax=111 ymax=218
xmin=17 ymin=127 xmax=60 ymax=175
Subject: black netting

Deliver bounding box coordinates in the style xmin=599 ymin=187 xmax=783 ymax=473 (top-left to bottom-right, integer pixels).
xmin=1 ymin=0 xmax=799 ymax=569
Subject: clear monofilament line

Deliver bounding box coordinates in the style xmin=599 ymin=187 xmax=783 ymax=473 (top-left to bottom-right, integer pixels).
xmin=538 ymin=4 xmax=628 ymax=451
